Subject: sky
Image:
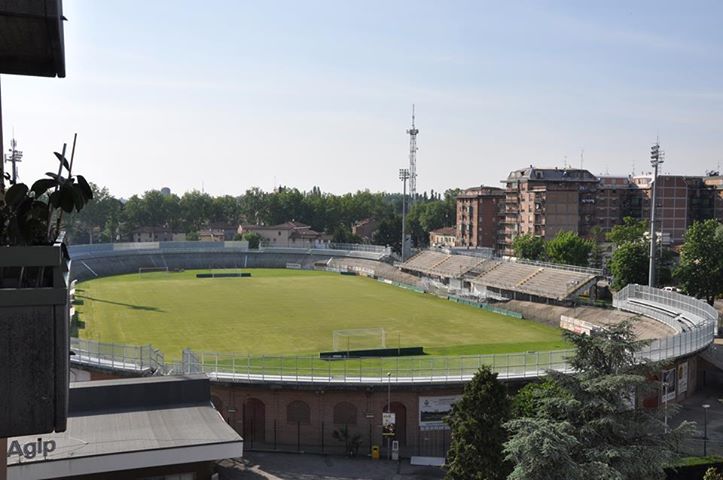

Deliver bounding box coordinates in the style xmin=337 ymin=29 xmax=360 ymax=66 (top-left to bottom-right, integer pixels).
xmin=2 ymin=0 xmax=723 ymax=198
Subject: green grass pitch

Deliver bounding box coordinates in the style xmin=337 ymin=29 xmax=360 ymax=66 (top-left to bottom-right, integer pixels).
xmin=75 ymin=269 xmax=568 ymax=360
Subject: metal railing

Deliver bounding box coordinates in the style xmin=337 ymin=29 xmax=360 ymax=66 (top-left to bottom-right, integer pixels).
xmin=327 ymin=243 xmax=391 ymax=254
xmin=614 ymin=284 xmax=718 ymax=361
xmin=70 ymin=337 xmax=165 ymax=374
xmin=173 ymin=349 xmax=574 ymax=384
xmin=69 ymin=283 xmax=717 ymax=384
xmin=515 ymin=257 xmax=603 ymax=275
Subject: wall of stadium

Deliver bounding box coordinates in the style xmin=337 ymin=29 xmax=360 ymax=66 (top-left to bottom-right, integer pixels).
xmin=67 ymin=242 xmax=718 ymax=458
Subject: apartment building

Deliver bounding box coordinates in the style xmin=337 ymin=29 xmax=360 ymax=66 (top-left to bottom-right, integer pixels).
xmin=455 ymin=186 xmax=505 ymax=249
xmin=501 ymin=167 xmax=598 ymax=255
xmin=480 ymin=167 xmax=722 ymax=256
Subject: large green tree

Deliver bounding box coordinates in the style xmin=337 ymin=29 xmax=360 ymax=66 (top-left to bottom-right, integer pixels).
xmin=606 ymin=217 xmax=648 ymax=245
xmin=512 ymin=234 xmax=545 ymax=260
xmin=674 ymin=219 xmax=723 ymax=305
xmin=504 ymin=322 xmax=693 ymax=480
xmin=544 ymin=231 xmax=593 ymax=266
xmin=609 ymin=240 xmax=650 ymax=289
xmin=445 ymin=365 xmax=511 ymax=480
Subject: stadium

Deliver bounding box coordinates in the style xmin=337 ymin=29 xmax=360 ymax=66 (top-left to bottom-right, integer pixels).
xmin=67 ymin=241 xmax=719 ymax=459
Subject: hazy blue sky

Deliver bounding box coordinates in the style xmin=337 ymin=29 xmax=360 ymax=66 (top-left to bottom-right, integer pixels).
xmin=2 ymin=1 xmax=722 ymax=197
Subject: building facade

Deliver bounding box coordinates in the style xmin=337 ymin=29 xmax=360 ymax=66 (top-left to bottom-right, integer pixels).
xmin=455 ymin=186 xmax=505 ymax=250
xmin=428 ymin=227 xmax=457 ymax=247
xmin=495 ymin=167 xmax=723 ymax=255
xmin=238 ymin=222 xmax=330 ymax=248
xmin=501 ymin=168 xmax=598 ymax=255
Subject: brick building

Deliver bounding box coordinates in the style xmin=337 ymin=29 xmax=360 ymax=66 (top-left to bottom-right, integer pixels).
xmin=465 ymin=167 xmax=723 ymax=256
xmin=455 ymin=186 xmax=505 ymax=249
xmin=501 ymin=167 xmax=598 ymax=255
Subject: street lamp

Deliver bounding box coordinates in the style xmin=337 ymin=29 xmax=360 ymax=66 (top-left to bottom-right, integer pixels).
xmin=662 ymin=378 xmax=670 ymax=431
xmin=703 ymin=404 xmax=710 ymax=456
xmin=386 ymin=371 xmax=392 ymax=460
xmin=399 ymin=169 xmax=410 ymax=261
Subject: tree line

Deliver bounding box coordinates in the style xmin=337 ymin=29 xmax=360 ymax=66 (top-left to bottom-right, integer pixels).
xmin=62 ymin=184 xmax=459 ymax=250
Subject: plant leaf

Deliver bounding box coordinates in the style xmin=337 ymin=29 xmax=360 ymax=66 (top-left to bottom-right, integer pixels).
xmin=59 ymin=185 xmax=76 ymax=213
xmin=49 ymin=190 xmax=62 ymax=209
xmin=75 ymin=175 xmax=93 ymax=200
xmin=45 ymin=172 xmax=67 ymax=183
xmin=54 ymin=152 xmax=71 ymax=171
xmin=70 ymin=184 xmax=86 ymax=211
xmin=5 ymin=183 xmax=29 ymax=207
xmin=31 ymin=178 xmax=58 ymax=197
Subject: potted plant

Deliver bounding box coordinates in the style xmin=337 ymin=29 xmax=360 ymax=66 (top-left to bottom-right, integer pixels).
xmin=0 ymin=141 xmax=92 ymax=437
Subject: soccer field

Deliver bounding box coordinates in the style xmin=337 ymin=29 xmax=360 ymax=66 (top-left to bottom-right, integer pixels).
xmin=76 ymin=269 xmax=568 ymax=359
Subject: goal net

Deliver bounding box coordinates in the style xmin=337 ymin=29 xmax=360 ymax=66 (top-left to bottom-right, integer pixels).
xmin=138 ymin=266 xmax=169 ymax=276
xmin=332 ymin=328 xmax=386 ymax=352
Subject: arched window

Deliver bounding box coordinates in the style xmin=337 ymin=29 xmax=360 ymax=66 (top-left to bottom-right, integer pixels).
xmin=333 ymin=402 xmax=357 ymax=425
xmin=287 ymin=400 xmax=311 ymax=424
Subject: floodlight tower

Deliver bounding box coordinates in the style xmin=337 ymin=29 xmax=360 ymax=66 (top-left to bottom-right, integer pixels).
xmin=406 ymin=105 xmax=419 ymax=204
xmin=399 ymin=168 xmax=410 ymax=261
xmin=5 ymin=136 xmax=22 ymax=184
xmin=648 ymin=141 xmax=664 ymax=287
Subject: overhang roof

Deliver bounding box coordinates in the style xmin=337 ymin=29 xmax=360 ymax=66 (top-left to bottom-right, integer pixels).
xmin=0 ymin=0 xmax=66 ymax=77
xmin=7 ymin=375 xmax=244 ymax=480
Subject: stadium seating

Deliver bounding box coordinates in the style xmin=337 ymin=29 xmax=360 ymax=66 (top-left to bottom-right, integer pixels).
xmin=471 ymin=261 xmax=597 ymax=301
xmin=399 ymin=251 xmax=486 ymax=278
xmin=68 ymin=243 xmax=392 ymax=282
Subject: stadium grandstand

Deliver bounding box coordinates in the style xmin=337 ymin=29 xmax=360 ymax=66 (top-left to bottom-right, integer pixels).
xmin=399 ymin=250 xmax=599 ymax=303
xmin=69 ymin=241 xmax=391 ymax=282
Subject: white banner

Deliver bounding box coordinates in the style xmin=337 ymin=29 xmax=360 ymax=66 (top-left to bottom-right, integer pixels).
xmin=662 ymin=368 xmax=676 ymax=402
xmin=677 ymin=362 xmax=688 ymax=394
xmin=419 ymin=395 xmax=462 ymax=427
xmin=382 ymin=412 xmax=396 ymax=436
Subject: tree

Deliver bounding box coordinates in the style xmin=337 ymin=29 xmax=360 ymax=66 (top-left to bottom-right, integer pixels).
xmin=606 ymin=217 xmax=648 ymax=246
xmin=504 ymin=322 xmax=693 ymax=480
xmin=512 ymin=234 xmax=545 ymax=261
xmin=587 ymin=225 xmax=604 ymax=269
xmin=243 ymin=232 xmax=262 ymax=249
xmin=544 ymin=231 xmax=593 ymax=266
xmin=445 ymin=365 xmax=511 ymax=480
xmin=372 ymin=214 xmax=402 ymax=254
xmin=332 ymin=425 xmax=363 ymax=457
xmin=674 ymin=219 xmax=723 ymax=305
xmin=511 ymin=379 xmax=568 ymax=418
xmin=64 ymin=183 xmax=121 ymax=243
xmin=609 ymin=240 xmax=649 ymax=290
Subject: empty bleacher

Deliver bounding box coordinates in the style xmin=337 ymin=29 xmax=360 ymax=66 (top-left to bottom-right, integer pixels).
xmin=471 ymin=261 xmax=597 ymax=301
xmin=399 ymin=251 xmax=486 ymax=279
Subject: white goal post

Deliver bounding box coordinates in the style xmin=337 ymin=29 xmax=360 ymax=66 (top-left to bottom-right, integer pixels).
xmin=138 ymin=266 xmax=169 ymax=276
xmin=332 ymin=328 xmax=386 ymax=352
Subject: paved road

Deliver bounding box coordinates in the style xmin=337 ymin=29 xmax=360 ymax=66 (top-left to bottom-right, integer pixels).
xmin=216 ymin=453 xmax=444 ymax=480
xmin=672 ymin=387 xmax=723 ymax=457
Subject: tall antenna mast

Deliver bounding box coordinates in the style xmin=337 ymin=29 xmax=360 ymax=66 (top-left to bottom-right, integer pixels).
xmin=406 ymin=105 xmax=419 ymax=203
xmin=4 ymin=134 xmax=22 ymax=184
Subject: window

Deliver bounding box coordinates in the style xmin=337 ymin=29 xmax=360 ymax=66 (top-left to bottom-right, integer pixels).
xmin=287 ymin=400 xmax=310 ymax=424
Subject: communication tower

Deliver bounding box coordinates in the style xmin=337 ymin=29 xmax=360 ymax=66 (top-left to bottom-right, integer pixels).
xmin=5 ymin=136 xmax=23 ymax=184
xmin=406 ymin=105 xmax=419 ymax=203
